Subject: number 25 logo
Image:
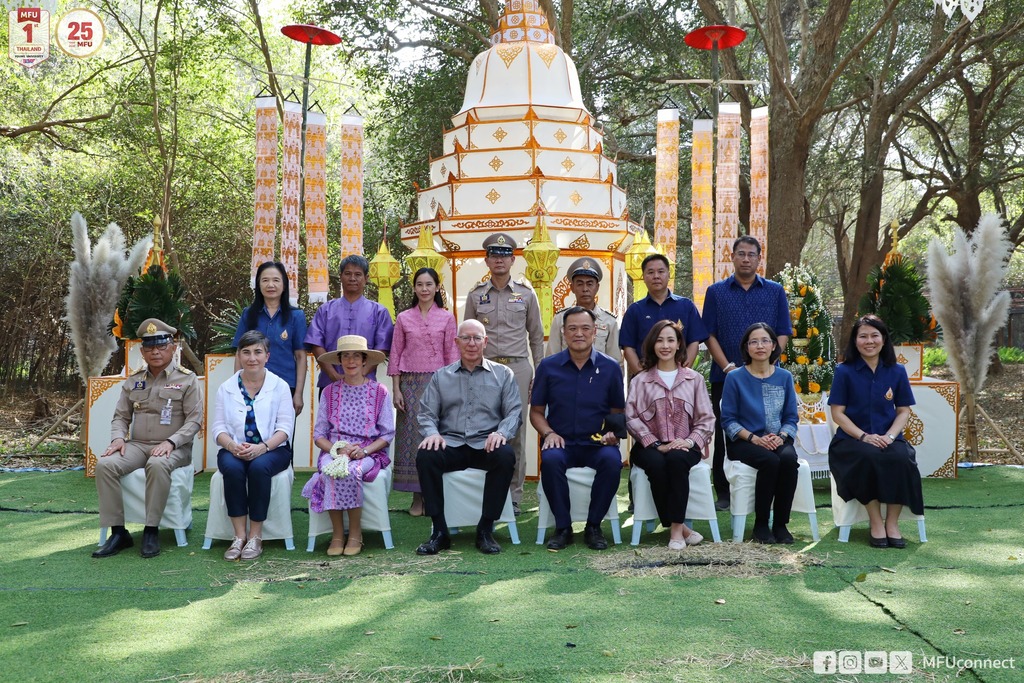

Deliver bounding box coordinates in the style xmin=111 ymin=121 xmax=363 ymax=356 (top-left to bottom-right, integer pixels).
xmin=68 ymin=22 xmax=94 ymax=42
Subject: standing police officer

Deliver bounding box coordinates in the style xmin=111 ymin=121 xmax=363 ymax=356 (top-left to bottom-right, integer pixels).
xmin=93 ymin=319 xmax=203 ymax=559
xmin=546 ymin=257 xmax=621 ymax=367
xmin=464 ymin=233 xmax=544 ymax=514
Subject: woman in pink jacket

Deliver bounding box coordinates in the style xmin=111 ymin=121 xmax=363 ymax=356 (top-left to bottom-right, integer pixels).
xmin=625 ymin=320 xmax=715 ymax=550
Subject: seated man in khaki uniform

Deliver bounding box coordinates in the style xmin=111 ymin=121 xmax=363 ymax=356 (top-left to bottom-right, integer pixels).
xmin=93 ymin=318 xmax=203 ymax=559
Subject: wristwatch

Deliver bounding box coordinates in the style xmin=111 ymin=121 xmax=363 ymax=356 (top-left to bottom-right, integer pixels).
xmin=886 ymin=434 xmax=896 ymax=442
xmin=651 ymin=440 xmax=664 ymax=448
xmin=361 ymin=448 xmax=369 ymax=457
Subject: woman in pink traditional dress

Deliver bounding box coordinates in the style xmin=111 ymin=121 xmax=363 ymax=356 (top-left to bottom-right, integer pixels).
xmin=387 ymin=268 xmax=458 ymax=516
xmin=302 ymin=336 xmax=395 ymax=556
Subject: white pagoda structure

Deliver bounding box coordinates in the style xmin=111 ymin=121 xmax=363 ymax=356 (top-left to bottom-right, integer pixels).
xmin=399 ymin=0 xmax=643 ymax=325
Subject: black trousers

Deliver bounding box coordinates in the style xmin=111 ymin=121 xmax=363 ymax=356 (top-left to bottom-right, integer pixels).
xmin=710 ymin=381 xmax=729 ymax=500
xmin=416 ymin=443 xmax=515 ymax=528
xmin=630 ymin=444 xmax=702 ymax=526
xmin=726 ymin=437 xmax=799 ymax=527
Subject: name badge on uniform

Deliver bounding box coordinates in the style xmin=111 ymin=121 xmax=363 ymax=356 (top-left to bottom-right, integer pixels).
xmin=160 ymin=398 xmax=173 ymax=425
xmin=509 ymin=294 xmax=524 ymax=304
xmin=478 ymin=294 xmax=491 ymax=304
xmin=133 ymin=381 xmax=146 ymax=390
xmin=281 ymin=330 xmax=288 ymax=340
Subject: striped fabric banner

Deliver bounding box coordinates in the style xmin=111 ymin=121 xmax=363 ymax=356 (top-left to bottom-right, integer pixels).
xmin=715 ymin=102 xmax=742 ymax=281
xmin=279 ymin=100 xmax=302 ymax=301
xmin=338 ymin=114 xmax=365 ymax=261
xmin=304 ymin=110 xmax=329 ymax=304
xmin=250 ymin=96 xmax=278 ymax=287
xmin=653 ymin=108 xmax=680 ymax=266
xmin=749 ymin=106 xmax=770 ymax=275
xmin=690 ymin=118 xmax=715 ymax=309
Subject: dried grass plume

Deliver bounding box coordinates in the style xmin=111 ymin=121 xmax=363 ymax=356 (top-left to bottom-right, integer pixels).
xmin=926 ymin=213 xmax=1012 ymax=396
xmin=65 ymin=212 xmax=152 ymax=384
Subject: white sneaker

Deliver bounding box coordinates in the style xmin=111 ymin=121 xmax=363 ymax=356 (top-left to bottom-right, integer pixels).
xmin=685 ymin=531 xmax=704 ymax=546
xmin=668 ymin=538 xmax=687 ymax=551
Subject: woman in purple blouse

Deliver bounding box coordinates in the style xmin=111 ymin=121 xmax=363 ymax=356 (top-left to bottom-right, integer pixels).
xmin=388 ymin=268 xmax=458 ymax=516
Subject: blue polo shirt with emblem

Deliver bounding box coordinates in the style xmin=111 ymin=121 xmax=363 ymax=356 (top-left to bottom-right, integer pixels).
xmin=233 ymin=306 xmax=307 ymax=389
xmin=619 ymin=292 xmax=708 ymax=361
xmin=702 ymin=275 xmax=792 ymax=382
xmin=828 ymin=358 xmax=915 ymax=441
xmin=531 ymin=348 xmax=625 ymax=447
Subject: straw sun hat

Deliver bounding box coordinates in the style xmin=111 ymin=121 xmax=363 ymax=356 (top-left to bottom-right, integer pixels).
xmin=316 ymin=335 xmax=386 ymax=366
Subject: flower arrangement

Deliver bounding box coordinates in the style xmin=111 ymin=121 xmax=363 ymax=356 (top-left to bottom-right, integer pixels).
xmin=322 ymin=441 xmax=351 ymax=478
xmin=773 ymin=264 xmax=836 ymax=396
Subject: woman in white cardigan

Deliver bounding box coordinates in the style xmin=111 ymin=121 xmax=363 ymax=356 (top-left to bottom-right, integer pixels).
xmin=213 ymin=330 xmax=295 ymax=560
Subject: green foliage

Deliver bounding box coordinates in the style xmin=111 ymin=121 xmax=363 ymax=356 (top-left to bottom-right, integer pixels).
xmin=858 ymin=254 xmax=937 ymax=344
xmin=998 ymin=347 xmax=1024 ymax=364
xmin=923 ymin=347 xmax=947 ymax=374
xmin=111 ymin=266 xmax=195 ymax=341
xmin=208 ymin=298 xmax=246 ymax=354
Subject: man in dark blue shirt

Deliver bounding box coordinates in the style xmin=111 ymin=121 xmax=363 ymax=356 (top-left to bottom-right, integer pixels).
xmin=620 ymin=253 xmax=707 ymax=377
xmin=702 ymin=236 xmax=791 ymax=509
xmin=531 ymin=307 xmax=626 ymax=550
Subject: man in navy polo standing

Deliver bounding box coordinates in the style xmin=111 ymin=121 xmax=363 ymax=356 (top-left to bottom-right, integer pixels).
xmin=702 ymin=236 xmax=791 ymax=510
xmin=531 ymin=307 xmax=625 ymax=551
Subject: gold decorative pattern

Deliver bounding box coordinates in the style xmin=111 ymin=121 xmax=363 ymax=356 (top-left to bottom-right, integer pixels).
xmin=440 ymin=235 xmax=461 ymax=252
xmin=553 ymin=218 xmax=619 ymax=230
xmin=452 ymin=257 xmax=469 ymax=273
xmin=928 ymin=454 xmax=957 ymax=479
xmin=606 ymin=235 xmax=627 ymax=252
xmin=535 ymin=44 xmax=558 ymax=68
xmin=497 ymin=44 xmax=524 ymax=68
xmin=933 ymin=382 xmax=959 ymax=410
xmin=561 ymin=157 xmax=576 ymax=172
xmin=568 ymin=234 xmax=590 ymax=249
xmin=430 ymin=197 xmax=438 ymax=212
xmin=489 ymin=156 xmax=504 ymax=172
xmin=553 ymin=276 xmax=571 ymax=310
xmin=450 ymin=218 xmax=530 ymax=231
xmin=492 ymin=127 xmax=508 ymax=143
xmin=570 ymin=191 xmax=583 ymax=206
xmin=902 ymin=409 xmax=925 ymax=446
xmin=486 ymin=189 xmax=501 ymax=204
xmin=440 ymin=163 xmax=448 ymax=177
xmin=897 ymin=352 xmax=908 ymax=364
xmin=87 ymin=377 xmax=125 ymax=410
xmin=554 ymin=128 xmax=568 ymax=144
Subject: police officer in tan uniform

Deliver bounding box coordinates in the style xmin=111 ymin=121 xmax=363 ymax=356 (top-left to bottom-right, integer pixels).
xmin=93 ymin=319 xmax=203 ymax=558
xmin=464 ymin=233 xmax=544 ymax=514
xmin=546 ymin=258 xmax=622 ymax=368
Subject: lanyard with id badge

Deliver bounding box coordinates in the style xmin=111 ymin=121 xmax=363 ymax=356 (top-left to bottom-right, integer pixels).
xmin=160 ymin=398 xmax=173 ymax=425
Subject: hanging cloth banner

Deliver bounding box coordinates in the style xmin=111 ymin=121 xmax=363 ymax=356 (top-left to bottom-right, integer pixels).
xmin=654 ymin=108 xmax=680 ymax=266
xmin=251 ymin=96 xmax=278 ymax=287
xmin=304 ymin=110 xmax=329 ymax=304
xmin=749 ymin=106 xmax=770 ymax=276
xmin=715 ymin=102 xmax=742 ymax=281
xmin=690 ymin=118 xmax=715 ymax=310
xmin=338 ymin=114 xmax=365 ymax=262
xmin=279 ymin=100 xmax=302 ymax=303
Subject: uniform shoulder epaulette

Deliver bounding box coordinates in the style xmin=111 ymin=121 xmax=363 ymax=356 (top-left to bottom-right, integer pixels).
xmin=513 ymin=277 xmax=534 ymax=290
xmin=554 ymin=307 xmax=568 ymax=315
xmin=470 ymin=279 xmax=489 ymax=290
xmin=596 ymin=305 xmax=618 ymax=318
xmin=178 ymin=365 xmax=194 ymax=375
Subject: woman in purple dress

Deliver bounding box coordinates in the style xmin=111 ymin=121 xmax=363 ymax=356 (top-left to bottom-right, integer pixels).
xmin=388 ymin=268 xmax=458 ymax=516
xmin=302 ymin=336 xmax=395 ymax=556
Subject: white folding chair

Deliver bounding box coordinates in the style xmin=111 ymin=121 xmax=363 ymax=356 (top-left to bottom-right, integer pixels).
xmin=830 ymin=475 xmax=927 ymax=543
xmin=536 ymin=467 xmax=621 ymax=545
xmin=724 ymin=455 xmax=820 ymax=543
xmin=630 ymin=461 xmax=722 ymax=545
xmin=306 ymin=465 xmax=394 ymax=551
xmin=99 ymin=466 xmax=194 ymax=547
xmin=203 ymin=468 xmax=295 ymax=550
xmin=440 ymin=468 xmax=520 ymax=544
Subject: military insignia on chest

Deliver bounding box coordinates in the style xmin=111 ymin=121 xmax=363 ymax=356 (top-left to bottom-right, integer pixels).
xmin=509 ymin=294 xmax=524 ymax=304
xmin=479 ymin=294 xmax=491 ymax=304
xmin=133 ymin=381 xmax=146 ymax=390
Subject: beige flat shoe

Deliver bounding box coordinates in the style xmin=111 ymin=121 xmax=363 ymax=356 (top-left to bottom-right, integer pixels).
xmin=343 ymin=537 xmax=364 ymax=556
xmin=240 ymin=537 xmax=262 ymax=560
xmin=685 ymin=531 xmax=704 ymax=546
xmin=668 ymin=538 xmax=687 ymax=551
xmin=223 ymin=537 xmax=245 ymax=561
xmin=327 ymin=538 xmax=345 ymax=556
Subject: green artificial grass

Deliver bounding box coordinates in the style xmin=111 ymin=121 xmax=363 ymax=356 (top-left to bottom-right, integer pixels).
xmin=1 ymin=467 xmax=1022 ymax=682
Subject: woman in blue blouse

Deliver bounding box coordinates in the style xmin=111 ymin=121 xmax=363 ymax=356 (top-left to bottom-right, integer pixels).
xmin=233 ymin=261 xmax=308 ymax=415
xmin=828 ymin=315 xmax=922 ymax=549
xmin=721 ymin=323 xmax=800 ymax=544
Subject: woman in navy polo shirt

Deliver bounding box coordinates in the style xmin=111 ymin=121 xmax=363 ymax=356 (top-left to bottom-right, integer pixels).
xmin=234 ymin=262 xmax=308 ymax=416
xmin=828 ymin=315 xmax=923 ymax=549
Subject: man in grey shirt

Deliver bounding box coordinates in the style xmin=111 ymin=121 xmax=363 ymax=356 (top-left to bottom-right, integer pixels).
xmin=415 ymin=319 xmax=522 ymax=555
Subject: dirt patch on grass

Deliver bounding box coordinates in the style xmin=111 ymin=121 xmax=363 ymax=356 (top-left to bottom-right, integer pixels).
xmin=928 ymin=364 xmax=1024 ymax=464
xmin=588 ymin=542 xmax=824 ymax=579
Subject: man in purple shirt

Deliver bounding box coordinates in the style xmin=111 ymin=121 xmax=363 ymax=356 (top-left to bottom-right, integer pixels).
xmin=305 ymin=255 xmax=394 ymax=390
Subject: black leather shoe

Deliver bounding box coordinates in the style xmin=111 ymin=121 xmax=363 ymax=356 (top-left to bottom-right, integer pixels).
xmin=772 ymin=525 xmax=795 ymax=545
xmin=546 ymin=527 xmax=574 ymax=550
xmin=415 ymin=531 xmax=452 ymax=555
xmin=92 ymin=530 xmax=133 ymax=558
xmin=583 ymin=524 xmax=608 ymax=550
xmin=752 ymin=526 xmax=776 ymax=544
xmin=715 ymin=498 xmax=731 ymax=512
xmin=869 ymin=535 xmax=890 ymax=548
xmin=887 ymin=536 xmax=907 ymax=549
xmin=140 ymin=529 xmax=161 ymax=558
xmin=512 ymin=502 xmax=522 ymax=516
xmin=475 ymin=528 xmax=501 ymax=554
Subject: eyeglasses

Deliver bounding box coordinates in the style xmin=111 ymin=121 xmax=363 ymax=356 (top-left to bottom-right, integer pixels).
xmin=734 ymin=251 xmax=760 ymax=260
xmin=457 ymin=335 xmax=485 ymax=343
xmin=142 ymin=343 xmax=171 ymax=352
xmin=747 ymin=339 xmax=773 ymax=347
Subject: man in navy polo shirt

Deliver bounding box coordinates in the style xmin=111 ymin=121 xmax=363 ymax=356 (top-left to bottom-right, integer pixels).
xmin=620 ymin=253 xmax=707 ymax=377
xmin=702 ymin=236 xmax=791 ymax=510
xmin=531 ymin=307 xmax=625 ymax=551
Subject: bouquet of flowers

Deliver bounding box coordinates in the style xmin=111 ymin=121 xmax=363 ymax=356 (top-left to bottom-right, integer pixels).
xmin=322 ymin=441 xmax=351 ymax=479
xmin=773 ymin=264 xmax=837 ymax=396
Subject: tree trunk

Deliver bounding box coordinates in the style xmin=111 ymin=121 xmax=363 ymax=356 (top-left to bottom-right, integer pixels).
xmin=962 ymin=393 xmax=980 ymax=461
xmin=765 ymin=106 xmax=812 ymax=276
